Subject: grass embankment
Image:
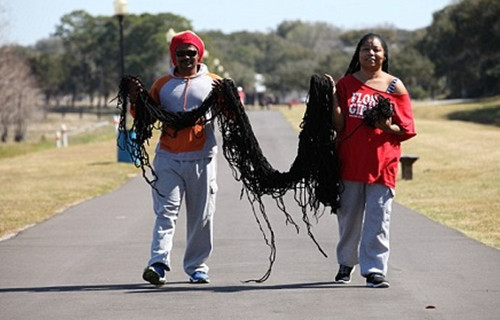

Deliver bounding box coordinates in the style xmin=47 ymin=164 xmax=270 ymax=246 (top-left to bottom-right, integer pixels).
xmin=280 ymin=98 xmax=500 ymax=249
xmin=0 ymin=113 xmax=139 ymax=239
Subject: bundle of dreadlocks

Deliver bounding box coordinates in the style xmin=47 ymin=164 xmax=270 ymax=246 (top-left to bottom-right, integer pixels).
xmin=363 ymin=94 xmax=394 ymax=127
xmin=213 ymin=75 xmax=342 ymax=282
xmin=115 ymin=74 xmax=342 ymax=282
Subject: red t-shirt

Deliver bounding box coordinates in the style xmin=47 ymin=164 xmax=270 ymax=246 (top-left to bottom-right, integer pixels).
xmin=336 ymin=74 xmax=417 ymax=188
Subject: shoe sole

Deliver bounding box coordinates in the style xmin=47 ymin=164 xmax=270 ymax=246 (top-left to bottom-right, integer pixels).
xmin=189 ymin=278 xmax=210 ymax=284
xmin=366 ymin=281 xmax=390 ymax=288
xmin=334 ymin=266 xmax=355 ymax=284
xmin=334 ymin=279 xmax=351 ymax=284
xmin=143 ymin=268 xmax=167 ymax=286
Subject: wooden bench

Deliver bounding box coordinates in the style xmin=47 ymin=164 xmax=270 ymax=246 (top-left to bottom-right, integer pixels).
xmin=400 ymin=154 xmax=419 ymax=180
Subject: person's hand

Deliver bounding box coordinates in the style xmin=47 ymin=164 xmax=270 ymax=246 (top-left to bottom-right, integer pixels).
xmin=375 ymin=116 xmax=392 ymax=130
xmin=128 ymin=77 xmax=144 ymax=104
xmin=212 ymin=78 xmax=223 ymax=88
xmin=375 ymin=116 xmax=402 ymax=135
xmin=211 ymin=78 xmax=225 ymax=110
xmin=324 ymin=73 xmax=337 ymax=94
xmin=211 ymin=78 xmax=225 ymax=103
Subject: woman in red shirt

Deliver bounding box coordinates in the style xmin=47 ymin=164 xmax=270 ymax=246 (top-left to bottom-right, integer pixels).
xmin=328 ymin=33 xmax=416 ymax=288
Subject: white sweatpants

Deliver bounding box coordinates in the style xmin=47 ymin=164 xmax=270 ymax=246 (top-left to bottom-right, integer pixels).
xmin=148 ymin=155 xmax=217 ymax=275
xmin=336 ymin=180 xmax=394 ymax=277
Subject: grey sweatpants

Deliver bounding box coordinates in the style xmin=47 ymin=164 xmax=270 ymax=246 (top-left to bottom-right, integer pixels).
xmin=147 ymin=155 xmax=217 ymax=276
xmin=336 ymin=180 xmax=394 ymax=277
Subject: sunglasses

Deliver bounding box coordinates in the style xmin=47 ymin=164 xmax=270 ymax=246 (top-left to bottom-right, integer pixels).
xmin=175 ymin=50 xmax=198 ymax=57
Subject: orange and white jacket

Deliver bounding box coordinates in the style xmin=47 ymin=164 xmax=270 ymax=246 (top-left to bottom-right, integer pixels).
xmin=148 ymin=64 xmax=220 ymax=161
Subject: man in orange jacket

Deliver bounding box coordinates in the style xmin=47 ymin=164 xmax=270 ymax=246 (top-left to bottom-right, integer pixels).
xmin=133 ymin=30 xmax=221 ymax=285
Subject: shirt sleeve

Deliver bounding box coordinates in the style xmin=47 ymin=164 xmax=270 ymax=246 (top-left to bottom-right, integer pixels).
xmin=392 ymin=93 xmax=417 ymax=142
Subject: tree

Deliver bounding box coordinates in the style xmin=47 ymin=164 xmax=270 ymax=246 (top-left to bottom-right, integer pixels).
xmin=123 ymin=13 xmax=193 ymax=86
xmin=0 ymin=46 xmax=39 ymax=142
xmin=53 ymin=10 xmax=98 ymax=107
xmin=391 ymin=48 xmax=436 ymax=99
xmin=276 ymin=20 xmax=343 ymax=53
xmin=48 ymin=11 xmax=192 ymax=109
xmin=30 ymin=39 xmax=66 ymax=106
xmin=417 ymin=0 xmax=500 ymax=98
xmin=22 ymin=1 xmax=500 ymax=105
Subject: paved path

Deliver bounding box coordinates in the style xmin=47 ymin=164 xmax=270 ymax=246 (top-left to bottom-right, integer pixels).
xmin=1 ymin=110 xmax=499 ymax=320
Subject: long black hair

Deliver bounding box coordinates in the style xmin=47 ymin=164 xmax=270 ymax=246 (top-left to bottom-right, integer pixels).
xmin=344 ymin=33 xmax=389 ymax=76
xmin=116 ymin=75 xmax=342 ymax=283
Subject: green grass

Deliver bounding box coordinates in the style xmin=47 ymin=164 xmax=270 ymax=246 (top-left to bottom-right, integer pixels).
xmin=0 ymin=125 xmax=115 ymax=159
xmin=0 ymin=141 xmax=54 ymax=158
xmin=448 ymin=104 xmax=500 ymax=126
xmin=0 ymin=114 xmax=139 ymax=239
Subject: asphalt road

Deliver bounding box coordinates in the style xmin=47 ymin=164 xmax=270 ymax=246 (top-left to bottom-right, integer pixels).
xmin=1 ymin=110 xmax=499 ymax=320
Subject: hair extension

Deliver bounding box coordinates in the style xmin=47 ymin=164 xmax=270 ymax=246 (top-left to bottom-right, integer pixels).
xmin=115 ymin=75 xmax=342 ymax=282
xmin=214 ymin=76 xmax=342 ymax=282
xmin=362 ymin=94 xmax=394 ymax=128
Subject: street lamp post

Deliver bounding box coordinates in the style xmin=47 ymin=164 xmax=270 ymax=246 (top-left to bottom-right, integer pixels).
xmin=114 ymin=0 xmax=128 ymax=77
xmin=113 ymin=0 xmax=135 ymax=163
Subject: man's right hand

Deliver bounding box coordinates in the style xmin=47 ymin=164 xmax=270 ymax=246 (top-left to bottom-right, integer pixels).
xmin=128 ymin=77 xmax=145 ymax=104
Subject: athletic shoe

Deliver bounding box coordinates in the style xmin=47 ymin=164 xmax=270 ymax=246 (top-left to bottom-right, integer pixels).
xmin=142 ymin=263 xmax=167 ymax=286
xmin=366 ymin=273 xmax=390 ymax=288
xmin=189 ymin=271 xmax=210 ymax=284
xmin=334 ymin=265 xmax=355 ymax=284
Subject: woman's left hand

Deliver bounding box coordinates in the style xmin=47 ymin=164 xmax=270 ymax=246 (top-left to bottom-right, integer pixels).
xmin=375 ymin=117 xmax=403 ymax=135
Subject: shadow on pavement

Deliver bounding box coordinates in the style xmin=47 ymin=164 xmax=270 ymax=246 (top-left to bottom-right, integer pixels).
xmin=0 ymin=281 xmax=370 ymax=294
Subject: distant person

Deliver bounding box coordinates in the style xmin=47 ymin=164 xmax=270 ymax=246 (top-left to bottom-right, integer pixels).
xmin=326 ymin=33 xmax=416 ymax=288
xmin=237 ymin=86 xmax=246 ymax=105
xmin=129 ymin=30 xmax=221 ymax=285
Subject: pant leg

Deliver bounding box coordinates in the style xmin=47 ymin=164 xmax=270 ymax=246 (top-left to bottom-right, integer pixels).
xmin=336 ymin=181 xmax=365 ymax=267
xmin=182 ymin=157 xmax=217 ymax=275
xmin=147 ymin=156 xmax=185 ymax=270
xmin=359 ymin=183 xmax=394 ymax=277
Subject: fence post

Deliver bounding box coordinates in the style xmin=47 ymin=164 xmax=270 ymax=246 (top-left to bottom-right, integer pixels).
xmin=55 ymin=131 xmax=61 ymax=148
xmin=61 ymin=124 xmax=68 ymax=147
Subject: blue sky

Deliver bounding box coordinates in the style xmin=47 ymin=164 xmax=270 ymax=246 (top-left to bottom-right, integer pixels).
xmin=2 ymin=0 xmax=452 ymax=46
